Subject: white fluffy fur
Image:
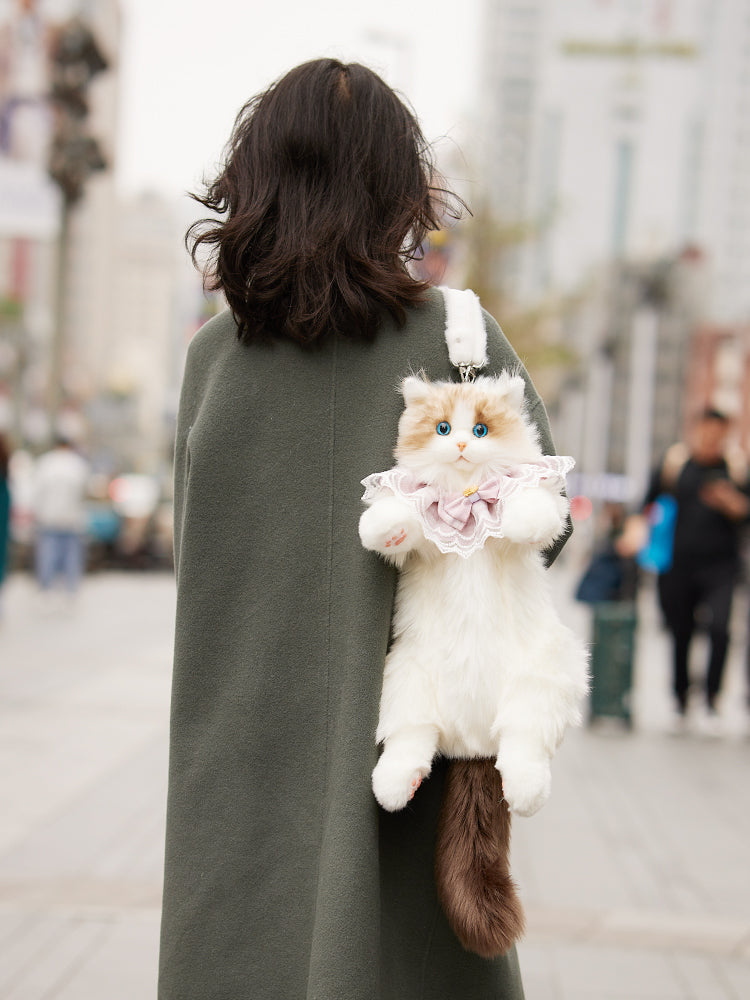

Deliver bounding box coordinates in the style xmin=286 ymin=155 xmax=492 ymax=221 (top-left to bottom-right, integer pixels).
xmin=360 ymin=373 xmax=589 ymax=817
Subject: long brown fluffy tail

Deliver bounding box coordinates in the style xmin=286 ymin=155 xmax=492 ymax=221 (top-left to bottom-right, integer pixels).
xmin=434 ymin=758 xmax=525 ymax=958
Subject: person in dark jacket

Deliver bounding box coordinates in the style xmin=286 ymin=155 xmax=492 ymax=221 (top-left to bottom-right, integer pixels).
xmin=158 ymin=59 xmax=569 ymax=1000
xmin=642 ymin=409 xmax=749 ymax=727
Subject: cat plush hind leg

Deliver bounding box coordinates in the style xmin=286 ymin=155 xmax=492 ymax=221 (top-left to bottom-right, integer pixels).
xmin=492 ymin=618 xmax=587 ymax=816
xmin=360 ymin=495 xmax=442 ymax=809
xmin=371 ymin=725 xmax=439 ymax=811
xmin=370 ymin=623 xmax=443 ymax=811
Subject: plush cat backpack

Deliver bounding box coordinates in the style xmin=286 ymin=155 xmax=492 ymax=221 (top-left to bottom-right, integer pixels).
xmin=359 ymin=287 xmax=589 ymax=958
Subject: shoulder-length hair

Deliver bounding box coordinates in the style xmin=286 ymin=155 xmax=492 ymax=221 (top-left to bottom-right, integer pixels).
xmin=187 ymin=58 xmax=462 ymax=346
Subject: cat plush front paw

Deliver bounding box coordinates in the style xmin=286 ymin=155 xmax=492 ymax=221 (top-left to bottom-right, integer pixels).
xmin=497 ymin=757 xmax=551 ymax=817
xmin=359 ymin=496 xmax=422 ymax=558
xmin=501 ymin=488 xmax=566 ymax=547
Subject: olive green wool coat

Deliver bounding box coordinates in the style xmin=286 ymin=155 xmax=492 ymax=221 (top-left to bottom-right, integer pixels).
xmin=159 ymin=287 xmax=563 ymax=1000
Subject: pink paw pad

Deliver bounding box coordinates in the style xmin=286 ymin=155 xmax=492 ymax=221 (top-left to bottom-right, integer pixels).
xmin=385 ymin=529 xmax=407 ymax=548
xmin=408 ymin=775 xmax=422 ymax=800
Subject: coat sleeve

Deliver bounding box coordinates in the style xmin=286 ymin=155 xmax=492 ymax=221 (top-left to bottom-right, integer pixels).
xmin=171 ymin=336 xmax=205 ymax=581
xmin=172 ymin=398 xmax=188 ymax=581
xmin=482 ymin=308 xmax=572 ymax=565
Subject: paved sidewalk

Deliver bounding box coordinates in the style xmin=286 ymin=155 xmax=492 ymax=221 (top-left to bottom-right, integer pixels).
xmin=0 ymin=563 xmax=749 ymax=999
xmin=0 ymin=573 xmax=171 ymax=1000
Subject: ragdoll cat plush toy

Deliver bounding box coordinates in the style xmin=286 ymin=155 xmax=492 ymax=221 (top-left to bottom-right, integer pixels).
xmin=359 ymin=298 xmax=589 ymax=957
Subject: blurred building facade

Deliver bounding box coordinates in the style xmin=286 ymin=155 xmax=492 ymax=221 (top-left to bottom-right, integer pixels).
xmin=0 ymin=0 xmax=203 ymax=480
xmin=0 ymin=0 xmax=121 ymax=446
xmin=0 ymin=0 xmax=59 ymax=441
xmin=88 ymin=192 xmax=201 ymax=474
xmin=477 ymin=0 xmax=750 ymax=497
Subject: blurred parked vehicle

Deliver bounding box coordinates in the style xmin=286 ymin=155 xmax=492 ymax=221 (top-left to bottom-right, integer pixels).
xmin=107 ymin=474 xmax=173 ymax=570
xmin=6 ymin=461 xmax=173 ymax=573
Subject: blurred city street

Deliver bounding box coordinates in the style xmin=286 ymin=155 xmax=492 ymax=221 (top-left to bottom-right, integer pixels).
xmin=3 ymin=2 xmax=750 ymax=998
xmin=0 ymin=564 xmax=748 ymax=999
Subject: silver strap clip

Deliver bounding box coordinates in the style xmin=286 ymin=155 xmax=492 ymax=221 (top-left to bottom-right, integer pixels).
xmin=458 ymin=364 xmax=480 ymax=383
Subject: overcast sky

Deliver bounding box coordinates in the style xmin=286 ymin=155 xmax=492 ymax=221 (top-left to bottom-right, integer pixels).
xmin=116 ymin=0 xmax=482 ymax=201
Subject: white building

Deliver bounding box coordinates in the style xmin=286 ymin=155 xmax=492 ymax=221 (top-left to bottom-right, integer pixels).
xmin=478 ymin=0 xmax=750 ymax=324
xmin=694 ymin=0 xmax=750 ymax=324
xmin=96 ymin=192 xmax=206 ymax=474
xmin=475 ymin=0 xmax=750 ymax=500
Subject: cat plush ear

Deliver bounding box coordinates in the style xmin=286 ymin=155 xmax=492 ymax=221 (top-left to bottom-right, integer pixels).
xmin=497 ymin=373 xmax=526 ymax=412
xmin=401 ymin=375 xmax=433 ymax=407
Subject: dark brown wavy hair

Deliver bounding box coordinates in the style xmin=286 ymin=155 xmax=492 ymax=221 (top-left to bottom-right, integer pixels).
xmin=187 ymin=58 xmax=462 ymax=346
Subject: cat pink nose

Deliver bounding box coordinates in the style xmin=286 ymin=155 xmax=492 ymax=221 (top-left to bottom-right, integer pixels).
xmin=457 ymin=441 xmax=467 ymax=452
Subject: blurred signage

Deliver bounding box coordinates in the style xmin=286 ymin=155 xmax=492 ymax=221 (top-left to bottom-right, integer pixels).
xmin=561 ymin=39 xmax=698 ymax=58
xmin=0 ymin=157 xmax=60 ymax=238
xmin=566 ymin=471 xmax=637 ymax=502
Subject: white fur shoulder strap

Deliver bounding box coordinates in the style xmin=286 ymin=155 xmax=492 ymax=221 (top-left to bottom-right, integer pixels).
xmin=439 ymin=286 xmax=488 ymax=382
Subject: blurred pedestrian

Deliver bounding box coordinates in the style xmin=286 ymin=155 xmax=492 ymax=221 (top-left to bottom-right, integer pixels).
xmin=576 ymin=502 xmax=639 ymax=727
xmin=159 ymin=59 xmax=569 ymax=1000
xmin=576 ymin=502 xmax=638 ymax=606
xmin=0 ymin=434 xmax=10 ymax=617
xmin=31 ymin=437 xmax=90 ymax=598
xmin=628 ymin=409 xmax=749 ymax=731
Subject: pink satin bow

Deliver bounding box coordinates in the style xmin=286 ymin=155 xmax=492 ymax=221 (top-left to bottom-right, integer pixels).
xmin=436 ymin=478 xmax=504 ymax=530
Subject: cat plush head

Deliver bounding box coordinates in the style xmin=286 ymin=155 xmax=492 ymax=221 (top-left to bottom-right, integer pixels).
xmin=394 ymin=373 xmax=542 ymax=493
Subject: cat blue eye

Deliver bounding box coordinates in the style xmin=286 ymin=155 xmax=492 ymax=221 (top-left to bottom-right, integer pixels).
xmin=473 ymin=423 xmax=488 ymax=438
xmin=436 ymin=421 xmax=451 ymax=436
